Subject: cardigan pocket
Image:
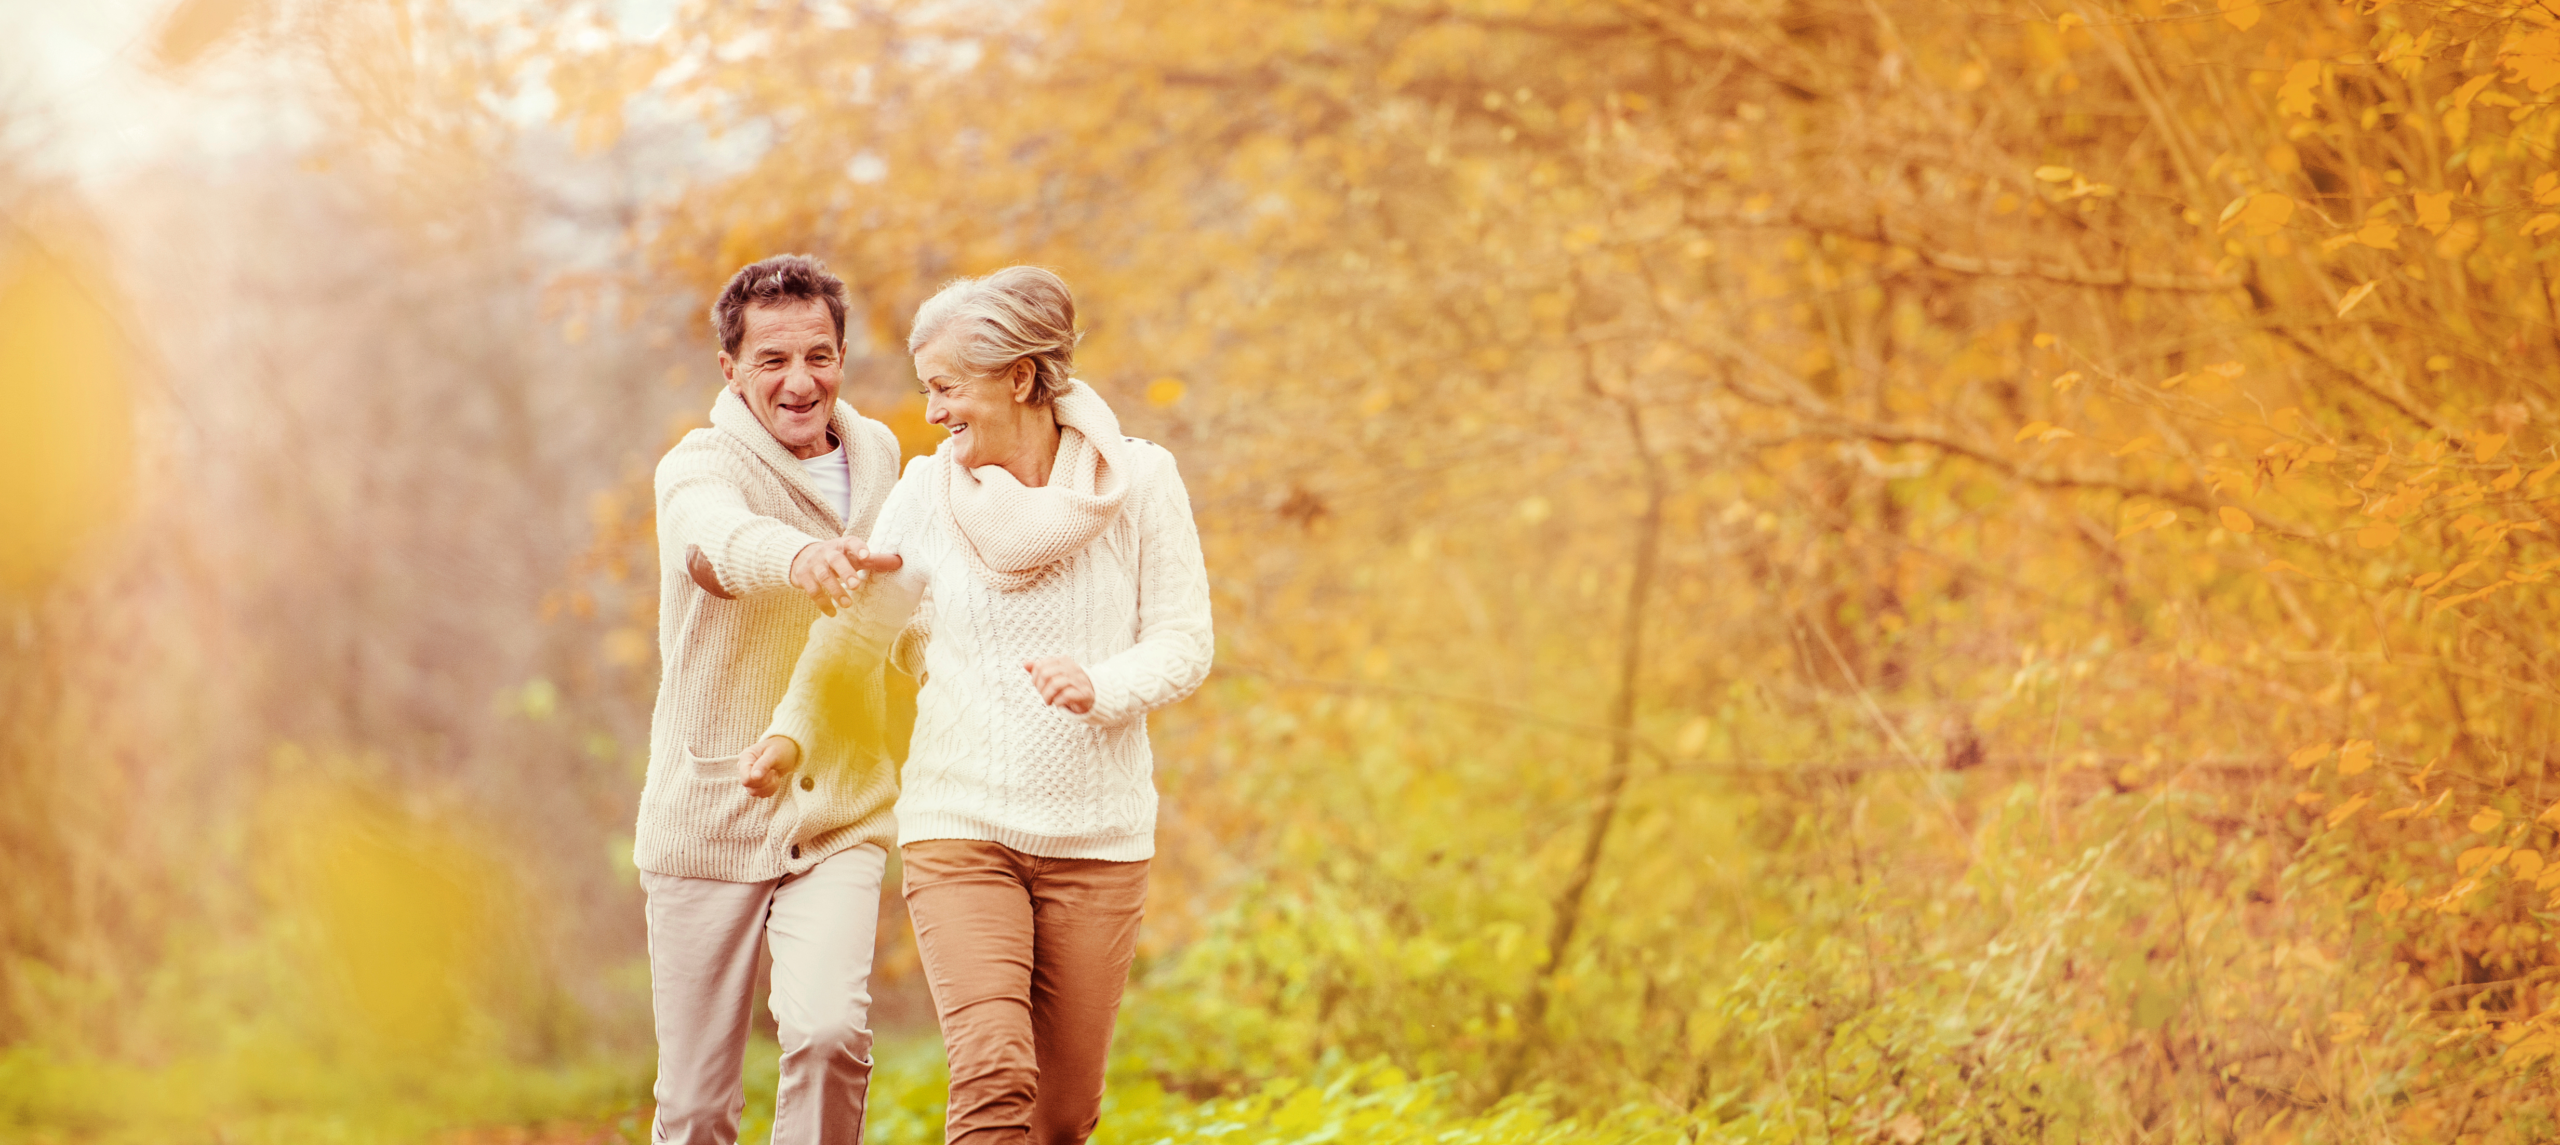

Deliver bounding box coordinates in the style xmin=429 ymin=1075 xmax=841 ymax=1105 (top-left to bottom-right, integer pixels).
xmin=683 ymin=746 xmax=743 ymax=779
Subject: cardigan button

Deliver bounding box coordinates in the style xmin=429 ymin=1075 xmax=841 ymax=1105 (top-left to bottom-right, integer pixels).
xmin=799 ymin=774 xmax=814 ymax=791
xmin=789 ymin=844 xmax=801 ymax=859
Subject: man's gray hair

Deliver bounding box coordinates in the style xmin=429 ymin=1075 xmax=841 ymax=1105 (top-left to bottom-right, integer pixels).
xmin=907 ymin=266 xmax=1081 ymax=406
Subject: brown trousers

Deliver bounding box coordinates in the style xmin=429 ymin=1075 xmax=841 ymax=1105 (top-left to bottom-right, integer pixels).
xmin=900 ymin=840 xmax=1149 ymax=1145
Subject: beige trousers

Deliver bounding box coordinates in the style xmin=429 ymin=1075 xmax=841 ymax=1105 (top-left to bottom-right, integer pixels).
xmin=642 ymin=843 xmax=887 ymax=1145
xmin=901 ymin=840 xmax=1149 ymax=1145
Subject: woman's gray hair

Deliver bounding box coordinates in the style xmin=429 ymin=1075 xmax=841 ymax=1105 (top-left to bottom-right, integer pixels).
xmin=907 ymin=266 xmax=1082 ymax=406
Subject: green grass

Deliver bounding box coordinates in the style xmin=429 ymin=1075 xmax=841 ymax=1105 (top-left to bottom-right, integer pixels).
xmin=0 ymin=1032 xmax=1694 ymax=1145
xmin=0 ymin=1038 xmax=646 ymax=1145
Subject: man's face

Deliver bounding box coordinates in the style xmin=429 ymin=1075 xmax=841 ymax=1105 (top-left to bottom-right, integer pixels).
xmin=720 ymin=298 xmax=842 ymax=459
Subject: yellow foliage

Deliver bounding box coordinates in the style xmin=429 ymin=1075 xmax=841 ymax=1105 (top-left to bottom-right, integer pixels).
xmin=0 ymin=241 xmax=133 ymax=594
xmin=2502 ymin=27 xmax=2560 ymax=91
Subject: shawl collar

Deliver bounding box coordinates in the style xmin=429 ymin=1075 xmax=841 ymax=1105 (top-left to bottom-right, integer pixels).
xmin=709 ymin=387 xmax=858 ymax=534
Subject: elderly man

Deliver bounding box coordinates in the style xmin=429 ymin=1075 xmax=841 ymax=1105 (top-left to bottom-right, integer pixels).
xmin=636 ymin=254 xmax=904 ymax=1145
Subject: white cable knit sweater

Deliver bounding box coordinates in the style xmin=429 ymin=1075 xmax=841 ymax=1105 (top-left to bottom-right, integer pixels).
xmin=768 ymin=431 xmax=1213 ymax=862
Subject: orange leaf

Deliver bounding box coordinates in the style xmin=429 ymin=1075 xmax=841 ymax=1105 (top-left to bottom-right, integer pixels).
xmin=2219 ymin=506 xmax=2256 ymax=534
xmin=2470 ymin=807 xmax=2505 ymax=834
xmin=2289 ymin=742 xmax=2334 ymax=770
xmin=2338 ymin=740 xmax=2375 ymax=776
xmin=2382 ymin=791 xmax=2449 ymax=821
xmin=2414 ymin=191 xmax=2455 ymax=235
xmin=2115 ymin=508 xmax=2178 ymax=540
xmin=2530 ymin=456 xmax=2560 ymax=492
xmin=2276 ymin=60 xmax=2321 ymax=117
xmin=2357 ymin=522 xmax=2400 ymax=549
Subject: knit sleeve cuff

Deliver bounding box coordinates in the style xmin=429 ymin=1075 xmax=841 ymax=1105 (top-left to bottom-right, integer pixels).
xmin=1080 ymin=665 xmax=1133 ymax=728
xmin=1075 ymin=657 xmax=1209 ymax=728
xmin=728 ymin=522 xmax=820 ymax=597
xmin=764 ymin=675 xmax=825 ymax=761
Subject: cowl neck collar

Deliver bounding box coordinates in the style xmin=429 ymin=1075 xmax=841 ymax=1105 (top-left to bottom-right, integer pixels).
xmin=935 ymin=380 xmax=1131 ymax=591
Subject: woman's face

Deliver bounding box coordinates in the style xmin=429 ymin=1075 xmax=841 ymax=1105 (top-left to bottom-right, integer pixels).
xmin=916 ymin=332 xmax=1040 ymax=471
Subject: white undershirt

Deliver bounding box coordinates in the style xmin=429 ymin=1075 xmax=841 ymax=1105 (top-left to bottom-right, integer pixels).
xmin=799 ymin=436 xmax=852 ymax=526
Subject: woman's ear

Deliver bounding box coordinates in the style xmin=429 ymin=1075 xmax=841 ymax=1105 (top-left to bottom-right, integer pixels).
xmin=1011 ymin=358 xmax=1037 ymax=404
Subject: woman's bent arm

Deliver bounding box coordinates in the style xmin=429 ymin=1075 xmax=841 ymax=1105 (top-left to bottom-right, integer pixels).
xmin=1078 ymin=447 xmax=1214 ymax=728
xmin=765 ymin=476 xmax=930 ymax=755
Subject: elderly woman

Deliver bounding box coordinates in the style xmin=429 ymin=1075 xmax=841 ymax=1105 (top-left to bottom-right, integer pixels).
xmin=739 ymin=266 xmax=1213 ymax=1145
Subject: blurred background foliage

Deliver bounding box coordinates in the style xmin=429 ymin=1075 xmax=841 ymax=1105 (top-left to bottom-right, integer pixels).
xmin=5 ymin=0 xmax=2560 ymax=1141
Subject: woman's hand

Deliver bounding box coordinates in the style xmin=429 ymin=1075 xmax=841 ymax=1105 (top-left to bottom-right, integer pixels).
xmin=790 ymin=539 xmax=904 ymax=615
xmin=1024 ymin=656 xmax=1095 ymax=714
xmin=740 ymin=734 xmax=803 ymax=797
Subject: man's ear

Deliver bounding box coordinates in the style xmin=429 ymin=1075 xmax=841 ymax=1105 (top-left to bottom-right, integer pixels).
xmin=718 ymin=351 xmax=740 ymax=393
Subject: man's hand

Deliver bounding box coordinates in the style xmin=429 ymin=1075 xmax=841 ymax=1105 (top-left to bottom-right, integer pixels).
xmin=1024 ymin=656 xmax=1096 ymax=715
xmin=790 ymin=538 xmax=903 ymax=615
xmin=740 ymin=734 xmax=803 ymax=798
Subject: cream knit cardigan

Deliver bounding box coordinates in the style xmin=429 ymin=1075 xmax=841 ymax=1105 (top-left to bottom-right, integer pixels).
xmin=768 ymin=423 xmax=1213 ymax=862
xmin=635 ymin=388 xmax=901 ymax=881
